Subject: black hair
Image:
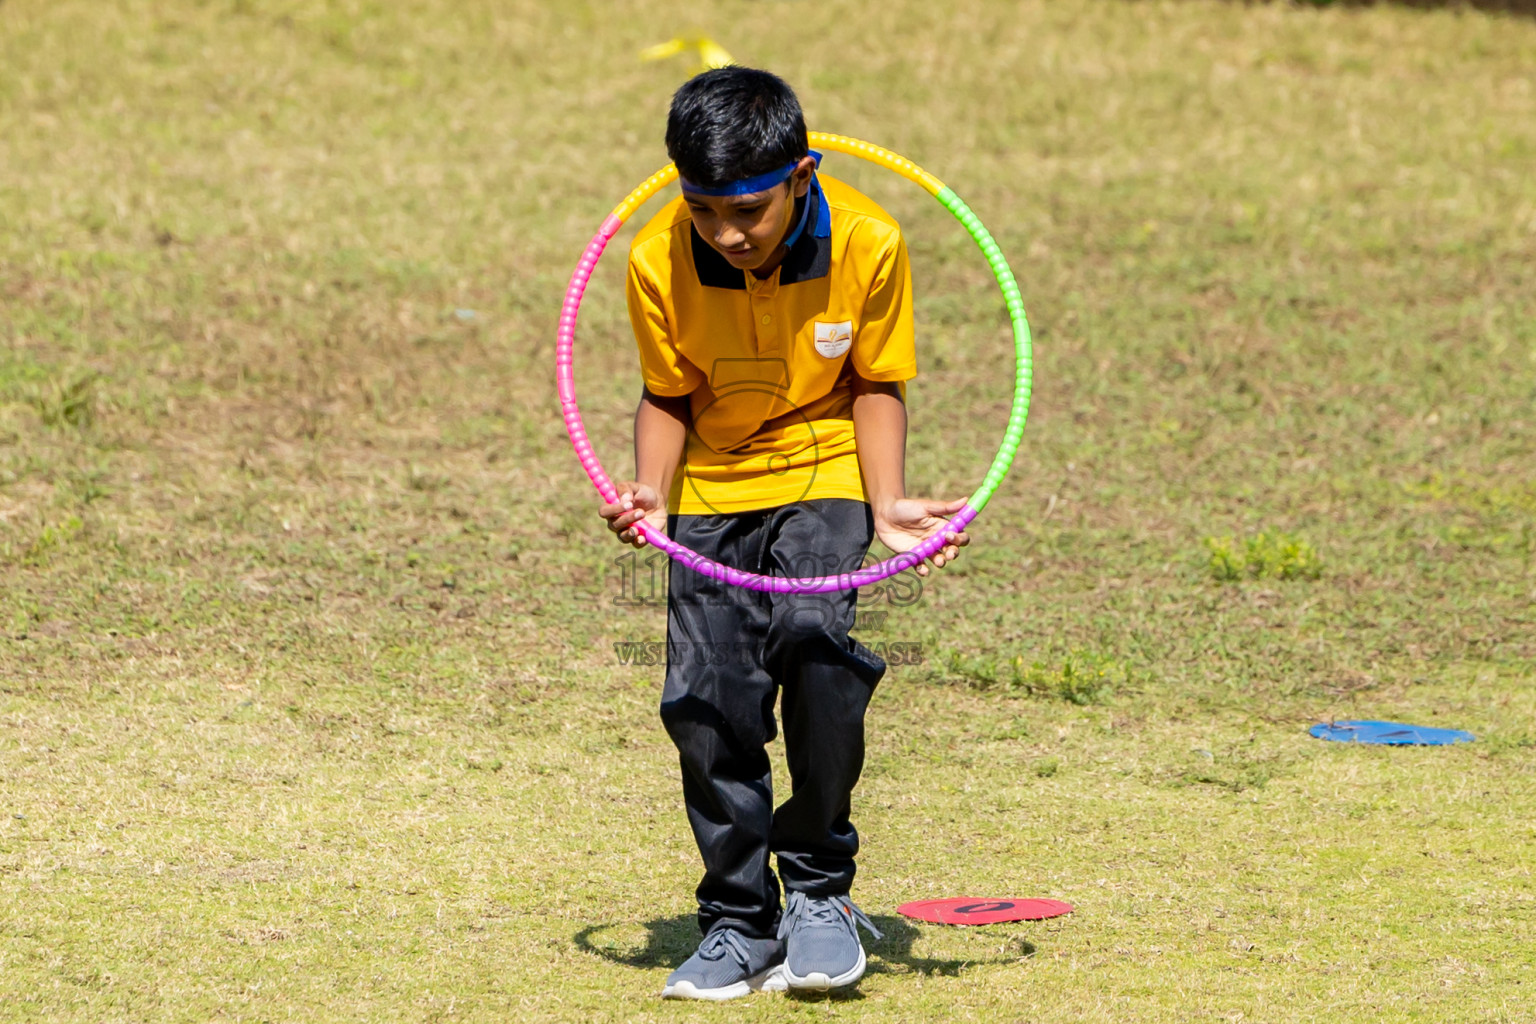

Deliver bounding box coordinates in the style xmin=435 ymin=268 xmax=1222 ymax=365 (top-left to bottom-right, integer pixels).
xmin=665 ymin=66 xmax=809 ymax=190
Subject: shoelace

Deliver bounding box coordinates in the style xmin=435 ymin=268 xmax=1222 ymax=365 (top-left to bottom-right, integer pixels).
xmin=778 ymin=891 xmax=884 ymax=942
xmin=697 ymin=927 xmax=753 ymax=965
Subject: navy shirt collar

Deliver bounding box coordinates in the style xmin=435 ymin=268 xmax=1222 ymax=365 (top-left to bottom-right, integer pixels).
xmin=690 ymin=174 xmax=832 ymax=290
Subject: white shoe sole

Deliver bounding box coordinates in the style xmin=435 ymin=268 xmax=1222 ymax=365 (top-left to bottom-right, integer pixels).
xmin=782 ymin=948 xmax=867 ymax=992
xmin=661 ymin=964 xmax=787 ymax=1001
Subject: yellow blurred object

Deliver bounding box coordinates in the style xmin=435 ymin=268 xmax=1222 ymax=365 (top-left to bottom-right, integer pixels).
xmin=640 ymin=35 xmax=735 ymax=73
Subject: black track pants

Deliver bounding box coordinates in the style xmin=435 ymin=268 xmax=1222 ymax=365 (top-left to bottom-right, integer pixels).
xmin=659 ymin=499 xmax=887 ymax=939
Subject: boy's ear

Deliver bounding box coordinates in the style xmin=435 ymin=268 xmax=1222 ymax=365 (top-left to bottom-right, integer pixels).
xmin=790 ymin=155 xmax=817 ymax=197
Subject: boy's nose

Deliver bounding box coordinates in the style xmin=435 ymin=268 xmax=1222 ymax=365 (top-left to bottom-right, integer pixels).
xmin=714 ymin=224 xmax=748 ymax=250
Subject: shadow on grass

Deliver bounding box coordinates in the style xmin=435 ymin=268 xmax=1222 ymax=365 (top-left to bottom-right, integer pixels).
xmin=574 ymin=913 xmax=1035 ymax=997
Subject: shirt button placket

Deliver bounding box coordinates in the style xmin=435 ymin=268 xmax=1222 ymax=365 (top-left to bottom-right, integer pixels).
xmin=751 ymin=287 xmax=778 ymax=355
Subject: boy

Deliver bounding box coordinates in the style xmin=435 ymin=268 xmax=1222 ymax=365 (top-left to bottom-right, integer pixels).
xmin=598 ymin=66 xmax=967 ymax=1000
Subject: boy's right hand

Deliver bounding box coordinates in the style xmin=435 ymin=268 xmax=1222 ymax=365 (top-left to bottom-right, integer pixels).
xmin=598 ymin=481 xmax=668 ymax=548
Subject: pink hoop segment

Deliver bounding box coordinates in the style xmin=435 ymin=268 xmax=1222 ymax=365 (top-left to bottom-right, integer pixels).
xmin=557 ymin=154 xmax=978 ymax=594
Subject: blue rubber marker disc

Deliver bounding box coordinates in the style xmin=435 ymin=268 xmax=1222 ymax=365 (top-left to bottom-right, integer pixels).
xmin=1309 ymin=720 xmax=1475 ymax=745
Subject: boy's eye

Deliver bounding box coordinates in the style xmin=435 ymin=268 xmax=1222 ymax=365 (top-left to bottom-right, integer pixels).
xmin=736 ymin=205 xmax=764 ymax=216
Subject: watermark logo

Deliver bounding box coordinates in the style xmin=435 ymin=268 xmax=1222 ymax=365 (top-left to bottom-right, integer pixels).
xmin=613 ymin=639 xmax=924 ymax=667
xmin=611 ymin=548 xmax=924 ymax=609
xmin=610 ymin=354 xmax=927 ymax=613
xmin=683 ymin=357 xmax=818 ymax=516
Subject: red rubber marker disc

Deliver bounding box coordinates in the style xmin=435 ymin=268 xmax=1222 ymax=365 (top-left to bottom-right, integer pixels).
xmin=897 ymin=897 xmax=1074 ymax=925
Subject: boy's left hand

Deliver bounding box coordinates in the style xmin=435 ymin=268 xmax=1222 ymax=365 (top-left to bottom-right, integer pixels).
xmin=873 ymin=497 xmax=971 ymax=577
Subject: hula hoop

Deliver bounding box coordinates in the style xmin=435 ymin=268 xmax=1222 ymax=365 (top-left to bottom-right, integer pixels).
xmin=556 ymin=132 xmax=1033 ymax=594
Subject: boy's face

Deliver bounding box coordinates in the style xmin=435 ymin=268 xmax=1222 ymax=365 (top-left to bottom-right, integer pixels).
xmin=683 ymin=156 xmax=817 ymax=273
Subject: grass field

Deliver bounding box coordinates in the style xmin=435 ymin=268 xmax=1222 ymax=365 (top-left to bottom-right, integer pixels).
xmin=3 ymin=0 xmax=1535 ymax=1020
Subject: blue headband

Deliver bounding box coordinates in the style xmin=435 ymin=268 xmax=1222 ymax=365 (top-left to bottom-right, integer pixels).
xmin=679 ymin=151 xmax=823 ymax=196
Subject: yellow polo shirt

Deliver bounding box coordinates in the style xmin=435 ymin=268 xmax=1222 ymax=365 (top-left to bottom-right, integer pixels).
xmin=625 ymin=174 xmax=917 ymax=515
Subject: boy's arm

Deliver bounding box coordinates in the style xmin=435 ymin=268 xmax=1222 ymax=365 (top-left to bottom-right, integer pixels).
xmin=851 ymin=375 xmax=967 ymax=575
xmin=634 ymin=388 xmax=690 ymax=498
xmin=600 ymin=387 xmax=690 ymax=548
xmin=606 ymin=243 xmax=700 ymax=547
xmin=850 ymin=377 xmax=909 ymax=517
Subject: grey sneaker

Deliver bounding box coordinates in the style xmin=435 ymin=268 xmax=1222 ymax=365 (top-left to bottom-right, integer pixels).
xmin=778 ymin=891 xmax=884 ymax=991
xmin=660 ymin=927 xmax=787 ymax=1001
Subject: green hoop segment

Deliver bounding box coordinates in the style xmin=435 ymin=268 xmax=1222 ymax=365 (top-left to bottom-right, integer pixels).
xmin=929 ymin=183 xmax=1033 ymax=512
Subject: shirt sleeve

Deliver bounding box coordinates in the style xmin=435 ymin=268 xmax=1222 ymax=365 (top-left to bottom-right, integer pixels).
xmin=626 ymin=251 xmax=704 ymax=397
xmin=851 ymin=229 xmax=918 ymax=383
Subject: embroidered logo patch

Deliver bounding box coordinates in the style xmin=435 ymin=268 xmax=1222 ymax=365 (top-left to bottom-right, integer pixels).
xmin=813 ymin=320 xmax=853 ymax=358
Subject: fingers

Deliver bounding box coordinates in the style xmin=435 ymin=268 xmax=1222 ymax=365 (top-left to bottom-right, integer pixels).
xmin=877 ymin=522 xmax=971 ymax=576
xmin=598 ymin=488 xmax=635 ymax=519
xmin=918 ymin=545 xmax=955 ymax=570
xmin=610 ymin=507 xmax=647 ymax=530
xmin=943 ymin=528 xmax=968 ymax=561
xmin=927 ymin=529 xmax=968 ymax=571
xmin=611 ymin=511 xmax=661 ymax=550
xmin=599 ymin=484 xmax=655 ymax=547
xmin=599 ymin=503 xmax=639 ymax=522
xmin=615 ymin=516 xmax=658 ymax=548
xmin=601 ymin=506 xmax=645 ymax=532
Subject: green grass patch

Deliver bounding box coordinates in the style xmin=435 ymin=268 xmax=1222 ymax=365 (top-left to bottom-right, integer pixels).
xmin=1204 ymin=530 xmax=1324 ymax=582
xmin=946 ymin=648 xmax=1128 ymax=705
